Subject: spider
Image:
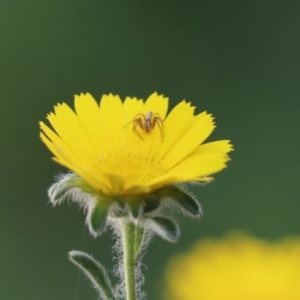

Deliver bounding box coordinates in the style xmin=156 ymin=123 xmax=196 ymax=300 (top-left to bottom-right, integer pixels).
xmin=124 ymin=111 xmax=164 ymax=142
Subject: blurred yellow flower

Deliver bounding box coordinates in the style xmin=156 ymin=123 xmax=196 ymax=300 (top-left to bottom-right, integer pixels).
xmin=165 ymin=233 xmax=300 ymax=300
xmin=40 ymin=92 xmax=232 ymax=197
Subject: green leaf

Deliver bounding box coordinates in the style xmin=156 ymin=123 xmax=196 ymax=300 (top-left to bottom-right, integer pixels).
xmin=68 ymin=251 xmax=116 ymax=300
xmin=146 ymin=216 xmax=180 ymax=243
xmin=157 ymin=185 xmax=202 ymax=216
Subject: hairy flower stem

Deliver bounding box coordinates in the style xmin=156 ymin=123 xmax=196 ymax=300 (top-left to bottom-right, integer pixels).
xmin=134 ymin=225 xmax=144 ymax=258
xmin=122 ymin=220 xmax=137 ymax=300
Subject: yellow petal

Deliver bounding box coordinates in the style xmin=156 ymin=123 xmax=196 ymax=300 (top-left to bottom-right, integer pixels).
xmin=165 ymin=152 xmax=230 ymax=181
xmin=74 ymin=93 xmax=103 ymax=156
xmin=159 ymin=108 xmax=216 ymax=168
xmin=190 ymin=140 xmax=233 ymax=156
xmin=39 ymin=121 xmax=85 ymax=167
xmin=148 ymin=172 xmax=214 ymax=191
xmin=143 ymin=92 xmax=169 ymax=119
xmin=155 ymin=101 xmax=195 ymax=160
xmin=122 ymin=97 xmax=144 ymax=154
xmin=99 ymin=94 xmax=123 ymax=154
xmin=103 ymin=173 xmax=124 ymax=195
xmin=47 ymin=103 xmax=97 ymax=164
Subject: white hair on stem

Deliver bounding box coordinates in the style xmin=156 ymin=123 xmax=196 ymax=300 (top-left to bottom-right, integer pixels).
xmin=109 ymin=217 xmax=152 ymax=300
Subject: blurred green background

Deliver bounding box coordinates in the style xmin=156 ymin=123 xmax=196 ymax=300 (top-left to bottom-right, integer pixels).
xmin=1 ymin=1 xmax=299 ymax=299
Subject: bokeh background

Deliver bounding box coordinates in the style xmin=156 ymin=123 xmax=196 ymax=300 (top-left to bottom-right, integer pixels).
xmin=1 ymin=1 xmax=299 ymax=299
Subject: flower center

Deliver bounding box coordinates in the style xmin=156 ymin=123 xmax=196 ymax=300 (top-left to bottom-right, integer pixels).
xmin=95 ymin=152 xmax=166 ymax=183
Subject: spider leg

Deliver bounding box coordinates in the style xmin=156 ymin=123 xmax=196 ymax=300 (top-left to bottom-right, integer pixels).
xmin=124 ymin=114 xmax=146 ymax=128
xmin=152 ymin=113 xmax=165 ymax=137
xmin=152 ymin=116 xmax=164 ymax=142
xmin=135 ymin=113 xmax=146 ymax=120
xmin=152 ymin=113 xmax=161 ymax=117
xmin=133 ymin=118 xmax=144 ymax=140
xmin=152 ymin=113 xmax=165 ymax=122
xmin=123 ymin=119 xmax=134 ymax=128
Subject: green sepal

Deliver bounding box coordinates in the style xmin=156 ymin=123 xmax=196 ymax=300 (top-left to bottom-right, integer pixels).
xmin=146 ymin=216 xmax=180 ymax=243
xmin=52 ymin=183 xmax=70 ymax=202
xmin=67 ymin=175 xmax=97 ymax=194
xmin=88 ymin=201 xmax=109 ymax=237
xmin=142 ymin=194 xmax=161 ymax=214
xmin=50 ymin=174 xmax=97 ymax=204
xmin=125 ymin=197 xmax=142 ymax=218
xmin=156 ymin=185 xmax=202 ymax=216
xmin=68 ymin=250 xmax=116 ymax=300
xmin=109 ymin=201 xmax=127 ymax=218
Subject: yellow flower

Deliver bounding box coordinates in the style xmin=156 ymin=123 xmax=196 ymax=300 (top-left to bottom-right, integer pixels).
xmin=40 ymin=92 xmax=232 ymax=197
xmin=165 ymin=233 xmax=300 ymax=300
